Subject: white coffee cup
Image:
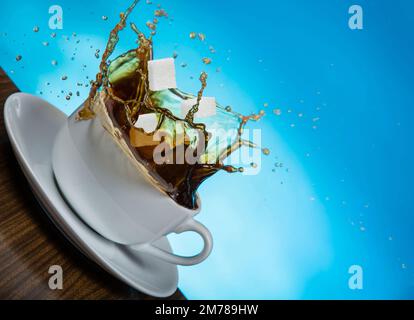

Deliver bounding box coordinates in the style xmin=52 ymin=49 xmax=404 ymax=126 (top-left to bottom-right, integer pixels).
xmin=52 ymin=103 xmax=213 ymax=266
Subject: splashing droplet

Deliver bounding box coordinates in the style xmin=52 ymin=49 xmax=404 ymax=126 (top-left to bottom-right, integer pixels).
xmin=202 ymin=57 xmax=212 ymax=65
xmin=155 ymin=9 xmax=168 ymax=17
xmin=146 ymin=21 xmax=156 ymax=30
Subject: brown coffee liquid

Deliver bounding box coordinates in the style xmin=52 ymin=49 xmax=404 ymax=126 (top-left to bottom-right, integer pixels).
xmin=77 ymin=0 xmax=267 ymax=209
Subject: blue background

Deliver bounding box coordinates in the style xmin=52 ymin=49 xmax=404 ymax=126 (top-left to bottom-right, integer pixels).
xmin=1 ymin=0 xmax=413 ymax=299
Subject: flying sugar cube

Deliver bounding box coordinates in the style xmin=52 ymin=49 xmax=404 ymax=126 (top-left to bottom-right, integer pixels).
xmin=134 ymin=113 xmax=159 ymax=133
xmin=181 ymin=97 xmax=217 ymax=119
xmin=148 ymin=58 xmax=177 ymax=91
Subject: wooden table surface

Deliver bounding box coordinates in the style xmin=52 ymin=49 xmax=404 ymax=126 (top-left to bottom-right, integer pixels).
xmin=0 ymin=68 xmax=185 ymax=300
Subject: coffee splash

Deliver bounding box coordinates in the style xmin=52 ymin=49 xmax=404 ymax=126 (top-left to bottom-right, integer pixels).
xmin=77 ymin=0 xmax=267 ymax=209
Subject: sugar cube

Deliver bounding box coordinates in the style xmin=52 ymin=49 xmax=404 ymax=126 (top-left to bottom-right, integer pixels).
xmin=148 ymin=58 xmax=177 ymax=91
xmin=134 ymin=113 xmax=159 ymax=133
xmin=181 ymin=97 xmax=217 ymax=119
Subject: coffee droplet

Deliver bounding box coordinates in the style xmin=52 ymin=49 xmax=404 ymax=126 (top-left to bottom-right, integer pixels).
xmin=262 ymin=148 xmax=270 ymax=156
xmin=189 ymin=32 xmax=196 ymax=39
xmin=33 ymin=26 xmax=39 ymax=33
xmin=155 ymin=9 xmax=168 ymax=17
xmin=146 ymin=21 xmax=156 ymax=30
xmin=202 ymin=57 xmax=212 ymax=65
xmin=15 ymin=55 xmax=22 ymax=61
xmin=61 ymin=75 xmax=68 ymax=80
xmin=198 ymin=33 xmax=206 ymax=41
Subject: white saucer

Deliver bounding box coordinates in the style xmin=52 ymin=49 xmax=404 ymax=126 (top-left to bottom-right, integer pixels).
xmin=3 ymin=93 xmax=179 ymax=298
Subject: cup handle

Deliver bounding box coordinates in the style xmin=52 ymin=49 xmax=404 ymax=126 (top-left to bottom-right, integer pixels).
xmin=132 ymin=219 xmax=213 ymax=266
